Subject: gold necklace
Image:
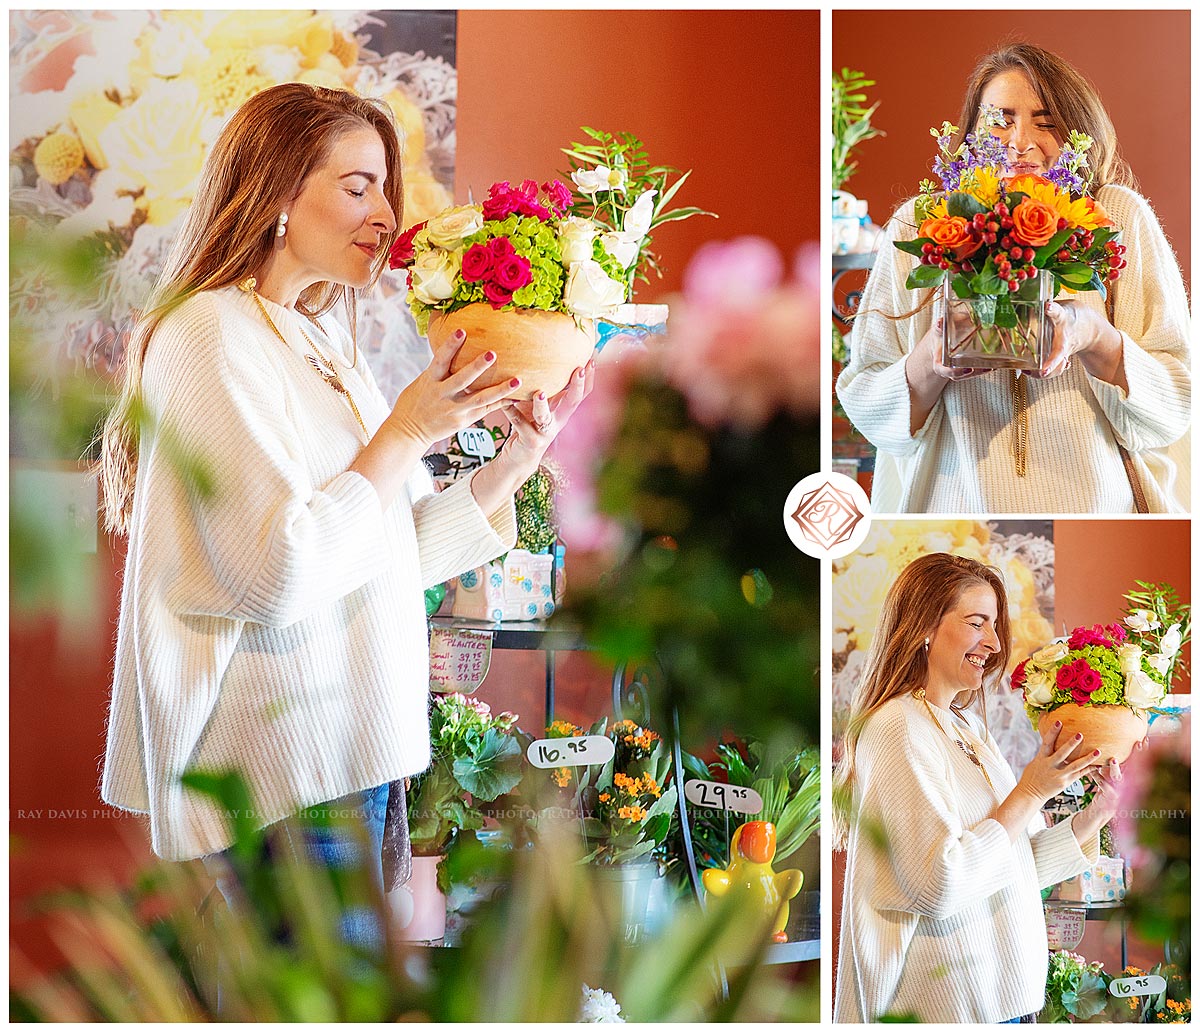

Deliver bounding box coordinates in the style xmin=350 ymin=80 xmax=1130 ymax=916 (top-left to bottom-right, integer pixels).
xmin=1010 ymin=370 xmax=1028 ymax=478
xmin=237 ymin=277 xmax=369 ymax=441
xmin=912 ymin=689 xmax=997 ymax=795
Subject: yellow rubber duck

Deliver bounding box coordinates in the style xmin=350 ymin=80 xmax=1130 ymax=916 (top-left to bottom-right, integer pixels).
xmin=701 ymin=820 xmax=802 ymax=943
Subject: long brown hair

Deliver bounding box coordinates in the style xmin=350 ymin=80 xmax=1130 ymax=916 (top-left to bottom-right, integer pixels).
xmin=956 ymin=43 xmax=1136 ymax=192
xmin=832 ymin=553 xmax=1011 ymax=848
xmin=98 ymin=83 xmax=404 ymax=535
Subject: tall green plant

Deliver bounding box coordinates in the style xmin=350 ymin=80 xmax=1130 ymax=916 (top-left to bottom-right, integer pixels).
xmin=832 ymin=68 xmax=884 ymax=193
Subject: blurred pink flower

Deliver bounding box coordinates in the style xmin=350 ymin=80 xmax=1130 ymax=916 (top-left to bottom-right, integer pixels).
xmin=1112 ymin=715 xmax=1189 ymax=868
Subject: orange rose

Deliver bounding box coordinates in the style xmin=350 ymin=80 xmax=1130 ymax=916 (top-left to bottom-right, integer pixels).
xmin=1010 ymin=198 xmax=1059 ymax=247
xmin=917 ymin=215 xmax=981 ymax=261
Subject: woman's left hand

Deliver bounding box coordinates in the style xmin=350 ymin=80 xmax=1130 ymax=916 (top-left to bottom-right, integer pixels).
xmin=1071 ymin=756 xmax=1123 ymax=845
xmin=1034 ymin=299 xmax=1126 ymax=389
xmin=499 ymin=357 xmax=596 ymax=478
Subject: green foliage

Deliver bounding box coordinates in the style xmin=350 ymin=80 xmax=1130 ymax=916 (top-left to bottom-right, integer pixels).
xmin=514 ymin=465 xmax=559 ymax=553
xmin=1041 ymin=950 xmax=1109 ymax=1022
xmin=832 ymin=69 xmax=884 ymax=192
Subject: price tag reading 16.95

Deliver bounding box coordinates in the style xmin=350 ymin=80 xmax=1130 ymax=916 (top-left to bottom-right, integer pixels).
xmin=526 ymin=736 xmax=615 ymax=769
xmin=1110 ymin=974 xmax=1167 ymax=998
xmin=684 ymin=779 xmax=764 ymax=815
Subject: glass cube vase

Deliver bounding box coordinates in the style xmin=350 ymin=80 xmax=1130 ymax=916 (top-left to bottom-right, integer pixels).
xmin=940 ymin=271 xmax=1052 ymax=372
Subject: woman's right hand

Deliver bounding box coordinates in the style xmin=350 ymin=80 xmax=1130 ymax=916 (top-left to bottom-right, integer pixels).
xmin=383 ymin=330 xmax=523 ymax=449
xmin=904 ymin=314 xmax=989 ymax=434
xmin=1014 ymin=720 xmax=1104 ymax=806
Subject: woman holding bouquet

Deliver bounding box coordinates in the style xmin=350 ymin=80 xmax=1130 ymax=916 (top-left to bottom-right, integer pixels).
xmin=837 ymin=44 xmax=1190 ymax=513
xmin=96 ymin=83 xmax=592 ymax=943
xmin=833 ymin=553 xmax=1122 ymax=1023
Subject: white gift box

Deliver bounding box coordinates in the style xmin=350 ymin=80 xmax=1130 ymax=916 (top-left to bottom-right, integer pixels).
xmin=450 ymin=545 xmax=564 ymax=622
xmin=1056 ymin=856 xmax=1126 ymax=904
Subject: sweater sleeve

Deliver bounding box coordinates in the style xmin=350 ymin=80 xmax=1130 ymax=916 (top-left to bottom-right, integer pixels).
xmin=1083 ymin=187 xmax=1191 ymax=451
xmin=835 ymin=200 xmax=946 ymax=456
xmin=858 ymin=706 xmax=1018 ymax=921
xmin=1027 ymin=813 xmax=1100 ymax=889
xmin=407 ymin=464 xmax=518 ymax=588
xmin=142 ymin=295 xmax=390 ymax=628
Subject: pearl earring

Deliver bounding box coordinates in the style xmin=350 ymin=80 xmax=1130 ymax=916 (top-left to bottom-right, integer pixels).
xmin=924 ymin=637 xmax=930 ymax=651
xmin=275 ymin=212 xmax=288 ymax=248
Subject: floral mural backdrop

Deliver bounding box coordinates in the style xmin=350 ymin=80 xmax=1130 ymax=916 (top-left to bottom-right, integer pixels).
xmin=10 ymin=9 xmax=454 ymax=406
xmin=832 ymin=519 xmax=1055 ymax=768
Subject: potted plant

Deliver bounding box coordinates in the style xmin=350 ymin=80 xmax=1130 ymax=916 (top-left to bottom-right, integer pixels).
xmin=1106 ymin=963 xmax=1191 ymax=1024
xmin=831 ymin=67 xmax=883 ymax=255
xmin=1041 ymin=950 xmax=1109 ymax=1022
xmin=894 ymin=106 xmax=1125 ymax=371
xmin=400 ymin=692 xmax=524 ymax=941
xmin=388 ymin=129 xmax=711 ymax=398
xmin=1012 ymin=582 xmax=1189 ymax=763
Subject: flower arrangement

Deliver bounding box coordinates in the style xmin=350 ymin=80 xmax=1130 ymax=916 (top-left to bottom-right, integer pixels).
xmin=406 ymin=692 xmax=524 ymax=861
xmin=1041 ymin=950 xmax=1109 ymax=1022
xmin=899 ymin=104 xmax=1125 ymax=301
xmin=1013 ymin=582 xmax=1189 ymax=723
xmin=10 ymin=10 xmax=455 ymax=374
xmin=389 ymin=128 xmax=712 ymax=335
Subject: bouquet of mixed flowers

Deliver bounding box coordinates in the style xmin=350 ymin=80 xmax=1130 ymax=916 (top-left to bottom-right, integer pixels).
xmin=894 ymin=104 xmax=1127 ymax=367
xmin=1011 ymin=582 xmax=1188 ymax=759
xmin=389 ymin=128 xmax=711 ymax=334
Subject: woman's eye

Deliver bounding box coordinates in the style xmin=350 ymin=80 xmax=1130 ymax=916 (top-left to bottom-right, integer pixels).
xmin=349 ymin=189 xmax=366 ymax=198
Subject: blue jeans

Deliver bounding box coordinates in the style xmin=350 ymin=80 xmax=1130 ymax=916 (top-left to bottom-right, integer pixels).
xmin=205 ymin=783 xmax=390 ymax=952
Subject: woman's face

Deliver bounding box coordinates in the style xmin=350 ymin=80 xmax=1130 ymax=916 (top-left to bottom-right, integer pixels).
xmin=981 ymin=69 xmax=1063 ymax=176
xmin=281 ymin=125 xmax=397 ymax=290
xmin=926 ymin=582 xmax=1002 ymax=695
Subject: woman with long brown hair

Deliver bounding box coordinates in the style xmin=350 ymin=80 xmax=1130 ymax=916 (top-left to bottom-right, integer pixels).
xmin=837 ymin=44 xmax=1190 ymax=513
xmin=97 ymin=83 xmax=592 ymax=940
xmin=833 ymin=554 xmax=1121 ymax=1023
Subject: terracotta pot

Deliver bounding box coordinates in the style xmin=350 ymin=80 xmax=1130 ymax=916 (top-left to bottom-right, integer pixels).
xmin=389 ymin=853 xmax=446 ymax=942
xmin=1038 ymin=703 xmax=1149 ymax=765
xmin=427 ymin=303 xmax=596 ymax=401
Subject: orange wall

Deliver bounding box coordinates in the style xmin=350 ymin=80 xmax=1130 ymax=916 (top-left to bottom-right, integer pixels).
xmin=458 ymin=9 xmax=821 ymax=300
xmin=833 ymin=9 xmax=1191 ymax=292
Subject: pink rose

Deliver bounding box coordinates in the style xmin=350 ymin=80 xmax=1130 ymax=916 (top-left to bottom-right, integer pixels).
xmin=1071 ymin=685 xmax=1093 ymax=704
xmin=1056 ymin=660 xmax=1081 ymax=690
xmin=1068 ymin=623 xmax=1114 ymax=651
xmin=494 ymin=254 xmax=532 ymax=292
xmin=1077 ymin=665 xmax=1102 ymax=695
xmin=543 ymin=178 xmax=573 ymax=216
xmin=461 ymin=242 xmax=494 ymax=282
xmin=483 ymin=280 xmax=514 ymax=308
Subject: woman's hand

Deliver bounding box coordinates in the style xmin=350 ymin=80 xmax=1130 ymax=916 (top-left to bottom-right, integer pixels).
xmin=383 ymin=330 xmax=524 ymax=449
xmin=1014 ymin=720 xmax=1106 ymax=806
xmin=1073 ymin=757 xmax=1123 ymax=839
xmin=904 ymin=314 xmax=990 ymax=434
xmin=469 ymin=357 xmax=596 ymax=514
xmin=1035 ymin=299 xmax=1127 ymax=390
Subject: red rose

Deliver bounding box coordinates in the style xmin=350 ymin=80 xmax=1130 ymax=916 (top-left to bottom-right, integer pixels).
xmin=461 ymin=242 xmax=494 ymax=282
xmin=489 ymin=236 xmax=517 ymax=260
xmin=494 ymin=254 xmax=532 ymax=292
xmin=1011 ymin=659 xmax=1028 ymax=691
xmin=388 ymin=221 xmax=426 ymax=269
xmin=482 ymin=281 xmax=514 ymax=308
xmin=1077 ymin=665 xmax=1102 ymax=695
xmin=1056 ymin=660 xmax=1081 ymax=690
xmin=1070 ymin=685 xmax=1093 ymax=705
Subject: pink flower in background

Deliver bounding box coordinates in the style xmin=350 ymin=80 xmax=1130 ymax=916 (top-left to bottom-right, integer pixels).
xmin=663 ymin=236 xmax=821 ymax=430
xmin=1112 ymin=714 xmax=1189 ymax=869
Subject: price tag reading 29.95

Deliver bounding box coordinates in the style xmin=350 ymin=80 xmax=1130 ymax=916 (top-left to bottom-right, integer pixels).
xmin=526 ymin=736 xmax=615 ymax=769
xmin=684 ymin=779 xmax=763 ymax=815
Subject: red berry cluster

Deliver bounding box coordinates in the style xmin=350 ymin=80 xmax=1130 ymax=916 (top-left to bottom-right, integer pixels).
xmin=1103 ymin=240 xmax=1128 ymax=283
xmin=916 ymin=202 xmax=1048 ymax=291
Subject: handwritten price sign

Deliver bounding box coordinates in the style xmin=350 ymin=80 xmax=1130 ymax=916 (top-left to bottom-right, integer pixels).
xmin=457 ymin=427 xmax=496 ymax=459
xmin=684 ymin=779 xmax=763 ymax=815
xmin=428 ymin=627 xmax=493 ymax=692
xmin=1110 ymin=974 xmax=1167 ymax=998
xmin=526 ymin=736 xmax=615 ymax=769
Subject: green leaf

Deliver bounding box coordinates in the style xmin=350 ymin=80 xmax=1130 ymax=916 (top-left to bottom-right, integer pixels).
xmin=993 ymin=293 xmax=1018 ymax=328
xmin=946 ymin=192 xmax=987 ymax=219
xmin=1062 ymin=971 xmax=1108 ymax=1020
xmin=1033 ymin=227 xmax=1075 ymax=264
xmin=1057 ymin=261 xmax=1095 ymax=284
xmin=649 ymin=206 xmax=717 ymax=227
xmin=893 ymin=238 xmax=927 ymax=258
xmin=655 ymin=167 xmax=694 ymax=212
xmin=905 ymin=264 xmax=944 ymax=290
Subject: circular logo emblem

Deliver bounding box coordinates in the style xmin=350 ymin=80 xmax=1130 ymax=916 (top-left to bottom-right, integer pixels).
xmin=783 ymin=471 xmax=872 ymax=560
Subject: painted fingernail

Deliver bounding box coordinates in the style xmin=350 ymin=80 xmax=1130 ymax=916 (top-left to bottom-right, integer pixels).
xmin=1075 ymin=733 xmax=1083 ymax=740
xmin=455 ymin=329 xmax=466 ymax=340
xmin=537 ymin=391 xmax=546 ymax=401
xmin=1054 ymin=721 xmax=1062 ymax=728
xmin=484 ymin=351 xmax=495 ymax=362
xmin=509 ymin=377 xmax=520 ymax=388
xmin=1092 ymin=749 xmax=1101 ymax=757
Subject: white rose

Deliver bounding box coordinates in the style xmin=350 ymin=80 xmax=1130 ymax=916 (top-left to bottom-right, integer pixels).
xmin=1115 ymin=643 xmax=1144 ymax=677
xmin=622 ymin=189 xmax=657 ymax=238
xmin=151 ymin=23 xmax=204 ymax=78
xmin=563 ymin=259 xmax=625 ymax=318
xmin=1025 ymin=669 xmax=1055 ymax=707
xmin=410 ymin=248 xmax=460 ymax=304
xmin=1030 ymin=640 xmax=1069 ymax=670
xmin=571 ymin=164 xmax=627 ymax=195
xmin=424 ymin=205 xmax=484 ymax=248
xmin=1124 ymin=669 xmax=1164 ymax=710
xmin=598 ymin=230 xmax=640 ymax=269
xmin=1145 ymin=652 xmax=1172 ymax=676
xmin=254 ymin=44 xmax=302 ymax=82
xmin=558 ymin=216 xmax=600 ymax=265
xmin=1159 ymin=623 xmax=1182 ymax=658
xmin=1125 ymin=609 xmax=1160 ymax=632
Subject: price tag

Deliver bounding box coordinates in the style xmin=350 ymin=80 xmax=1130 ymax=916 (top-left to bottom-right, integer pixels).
xmin=457 ymin=427 xmax=496 ymax=459
xmin=428 ymin=627 xmax=493 ymax=692
xmin=684 ymin=779 xmax=763 ymax=815
xmin=1109 ymin=974 xmax=1167 ymax=998
xmin=526 ymin=736 xmax=615 ymax=769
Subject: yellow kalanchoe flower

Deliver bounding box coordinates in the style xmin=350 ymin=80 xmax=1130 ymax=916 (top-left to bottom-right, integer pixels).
xmin=34 ymin=132 xmax=84 ymax=185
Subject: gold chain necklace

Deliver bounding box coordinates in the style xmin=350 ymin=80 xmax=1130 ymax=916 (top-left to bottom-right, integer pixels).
xmin=912 ymin=689 xmax=997 ymax=795
xmin=237 ymin=277 xmax=369 ymax=441
xmin=1010 ymin=370 xmax=1028 ymax=478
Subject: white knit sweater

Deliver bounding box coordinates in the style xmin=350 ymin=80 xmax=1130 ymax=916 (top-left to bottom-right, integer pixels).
xmin=101 ymin=286 xmax=516 ymax=861
xmin=834 ymin=694 xmax=1099 ymax=1024
xmin=837 ymin=185 xmax=1191 ymax=513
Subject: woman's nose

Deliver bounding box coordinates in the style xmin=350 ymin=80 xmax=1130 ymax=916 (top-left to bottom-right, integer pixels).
xmin=371 ymin=196 xmax=397 ymax=235
xmin=982 ymin=626 xmax=1001 ymax=652
xmin=1007 ymin=119 xmax=1034 ymax=155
